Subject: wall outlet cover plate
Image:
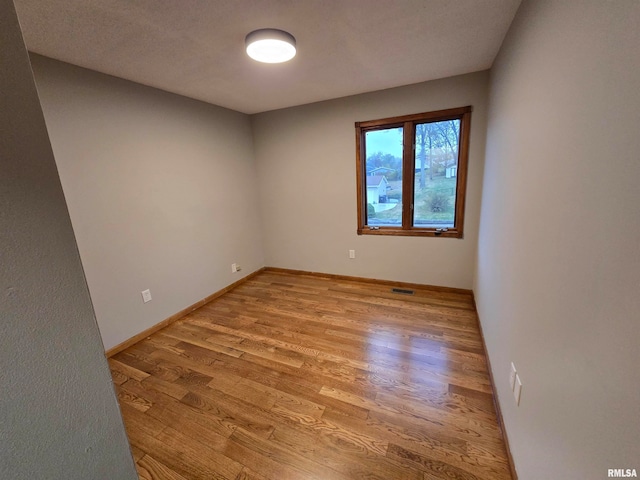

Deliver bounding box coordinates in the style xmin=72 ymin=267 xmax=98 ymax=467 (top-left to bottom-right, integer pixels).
xmin=514 ymin=374 xmax=522 ymax=405
xmin=509 ymin=362 xmax=517 ymax=391
xmin=141 ymin=289 xmax=152 ymax=303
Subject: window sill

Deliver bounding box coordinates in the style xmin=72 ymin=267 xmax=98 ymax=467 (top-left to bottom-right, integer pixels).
xmin=357 ymin=227 xmax=463 ymax=238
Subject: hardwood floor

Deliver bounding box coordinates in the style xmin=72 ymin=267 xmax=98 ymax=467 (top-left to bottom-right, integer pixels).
xmin=109 ymin=271 xmax=512 ymax=480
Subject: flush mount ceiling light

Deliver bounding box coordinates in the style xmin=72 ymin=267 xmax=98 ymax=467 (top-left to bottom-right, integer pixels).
xmin=245 ymin=29 xmax=296 ymax=64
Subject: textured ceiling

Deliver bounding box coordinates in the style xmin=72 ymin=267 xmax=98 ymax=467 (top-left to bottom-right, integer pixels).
xmin=14 ymin=0 xmax=521 ymax=114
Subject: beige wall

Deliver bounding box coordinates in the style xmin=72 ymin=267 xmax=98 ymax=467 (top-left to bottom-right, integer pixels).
xmin=0 ymin=2 xmax=136 ymax=477
xmin=31 ymin=55 xmax=264 ymax=350
xmin=476 ymin=0 xmax=640 ymax=478
xmin=252 ymin=72 xmax=489 ymax=289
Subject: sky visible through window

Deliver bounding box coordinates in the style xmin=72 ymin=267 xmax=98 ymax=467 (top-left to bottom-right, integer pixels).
xmin=366 ymin=128 xmax=402 ymax=153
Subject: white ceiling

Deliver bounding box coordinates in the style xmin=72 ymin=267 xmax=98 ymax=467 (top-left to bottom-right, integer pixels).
xmin=14 ymin=0 xmax=521 ymax=114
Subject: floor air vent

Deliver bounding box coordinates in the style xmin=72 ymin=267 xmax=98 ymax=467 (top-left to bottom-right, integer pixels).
xmin=391 ymin=288 xmax=414 ymax=295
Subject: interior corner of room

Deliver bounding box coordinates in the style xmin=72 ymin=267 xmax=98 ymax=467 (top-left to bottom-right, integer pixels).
xmin=3 ymin=0 xmax=639 ymax=479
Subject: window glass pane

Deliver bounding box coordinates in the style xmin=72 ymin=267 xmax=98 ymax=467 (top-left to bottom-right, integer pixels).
xmin=364 ymin=127 xmax=403 ymax=226
xmin=413 ymin=119 xmax=460 ymax=228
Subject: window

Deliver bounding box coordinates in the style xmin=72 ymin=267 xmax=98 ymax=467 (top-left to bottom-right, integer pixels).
xmin=355 ymin=106 xmax=472 ymax=238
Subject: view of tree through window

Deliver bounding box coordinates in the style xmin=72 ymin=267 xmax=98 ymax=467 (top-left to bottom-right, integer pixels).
xmin=356 ymin=106 xmax=471 ymax=238
xmin=413 ymin=119 xmax=460 ymax=227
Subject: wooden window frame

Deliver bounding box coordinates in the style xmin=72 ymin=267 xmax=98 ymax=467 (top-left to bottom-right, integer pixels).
xmin=355 ymin=106 xmax=472 ymax=238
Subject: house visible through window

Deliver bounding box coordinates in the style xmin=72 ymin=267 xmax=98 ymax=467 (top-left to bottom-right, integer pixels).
xmin=355 ymin=106 xmax=472 ymax=238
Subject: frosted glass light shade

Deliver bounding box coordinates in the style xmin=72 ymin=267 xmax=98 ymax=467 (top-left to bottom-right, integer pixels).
xmin=245 ymin=29 xmax=296 ymax=63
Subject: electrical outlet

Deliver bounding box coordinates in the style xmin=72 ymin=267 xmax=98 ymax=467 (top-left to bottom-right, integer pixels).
xmin=514 ymin=374 xmax=522 ymax=405
xmin=349 ymin=249 xmax=356 ymax=259
xmin=509 ymin=362 xmax=517 ymax=391
xmin=231 ymin=263 xmax=238 ymax=273
xmin=141 ymin=289 xmax=152 ymax=303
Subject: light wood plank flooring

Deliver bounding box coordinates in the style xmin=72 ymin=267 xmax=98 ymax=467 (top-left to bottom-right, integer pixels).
xmin=109 ymin=271 xmax=512 ymax=480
